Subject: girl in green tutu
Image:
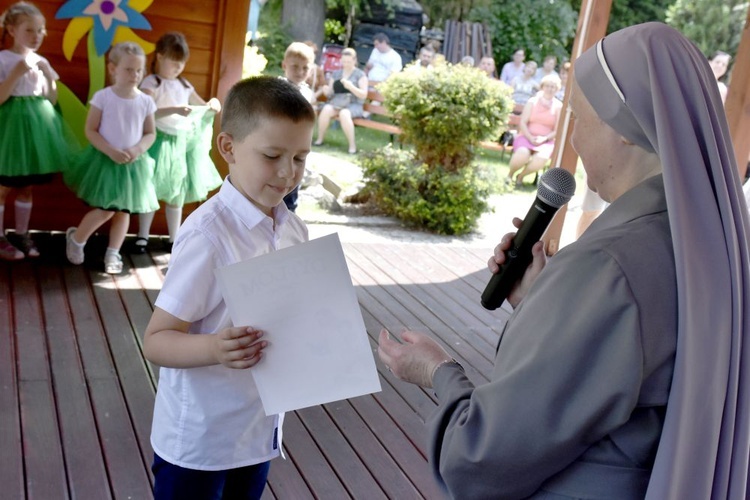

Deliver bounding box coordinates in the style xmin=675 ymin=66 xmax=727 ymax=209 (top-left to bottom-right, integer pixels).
xmin=135 ymin=32 xmax=222 ymax=253
xmin=0 ymin=2 xmax=78 ymax=260
xmin=64 ymin=42 xmax=158 ymax=274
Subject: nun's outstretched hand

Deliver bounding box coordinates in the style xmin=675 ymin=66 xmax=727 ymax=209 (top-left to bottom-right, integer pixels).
xmin=378 ymin=329 xmax=453 ymax=388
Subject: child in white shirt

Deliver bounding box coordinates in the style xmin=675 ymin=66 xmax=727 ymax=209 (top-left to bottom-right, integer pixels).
xmin=143 ymin=76 xmax=315 ymax=499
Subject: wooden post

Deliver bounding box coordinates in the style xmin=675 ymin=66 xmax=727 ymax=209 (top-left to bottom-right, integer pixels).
xmin=725 ymin=8 xmax=750 ymax=180
xmin=542 ymin=0 xmax=613 ymax=254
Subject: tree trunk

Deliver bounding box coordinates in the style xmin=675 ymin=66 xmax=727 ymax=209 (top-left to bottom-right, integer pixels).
xmin=282 ymin=0 xmax=327 ymax=52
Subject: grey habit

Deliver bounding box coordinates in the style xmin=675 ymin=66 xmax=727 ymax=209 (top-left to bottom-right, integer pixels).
xmin=427 ymin=23 xmax=750 ymax=500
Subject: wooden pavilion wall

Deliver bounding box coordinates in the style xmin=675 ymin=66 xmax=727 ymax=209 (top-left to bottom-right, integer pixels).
xmin=2 ymin=0 xmax=250 ymax=234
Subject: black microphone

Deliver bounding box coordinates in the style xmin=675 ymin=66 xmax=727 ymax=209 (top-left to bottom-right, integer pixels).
xmin=481 ymin=168 xmax=576 ymax=310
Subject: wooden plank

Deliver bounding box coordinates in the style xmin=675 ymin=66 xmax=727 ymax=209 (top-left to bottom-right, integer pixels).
xmin=322 ymin=399 xmax=424 ymax=499
xmin=64 ymin=266 xmax=153 ymax=498
xmin=374 ymin=244 xmax=501 ymax=346
xmin=422 ymin=245 xmax=491 ymax=293
xmin=352 ymin=118 xmax=402 ymax=136
xmin=87 ymin=270 xmax=156 ymax=474
xmin=38 ymin=263 xmax=112 ymax=499
xmin=296 ymin=405 xmax=387 ymax=498
xmin=358 ymin=307 xmax=438 ymax=445
xmin=3 ymin=235 xmax=507 ymax=500
xmin=348 ymin=394 xmax=443 ymax=499
xmin=145 ymin=3 xmax=220 ymax=25
xmin=281 ymin=411 xmax=351 ymax=498
xmin=266 ymin=449 xmax=315 ymax=499
xmin=346 ymin=244 xmax=495 ymax=375
xmin=0 ymin=263 xmax=24 ymax=499
xmin=726 ymin=7 xmax=750 ymax=178
xmin=87 ymin=378 xmax=154 ymax=499
xmin=11 ymin=262 xmax=69 ymax=499
xmin=116 ymin=254 xmax=160 ymax=387
xmin=543 ymin=0 xmax=612 ymax=252
xmin=19 ymin=381 xmax=68 ymax=499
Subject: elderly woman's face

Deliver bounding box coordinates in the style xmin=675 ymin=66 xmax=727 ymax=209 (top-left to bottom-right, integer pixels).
xmin=540 ymin=81 xmax=559 ymax=98
xmin=569 ymin=80 xmax=624 ymax=202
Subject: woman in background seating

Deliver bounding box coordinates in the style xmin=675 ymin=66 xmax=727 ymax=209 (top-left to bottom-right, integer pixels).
xmin=507 ymin=73 xmax=562 ymax=187
xmin=314 ymin=48 xmax=368 ymax=154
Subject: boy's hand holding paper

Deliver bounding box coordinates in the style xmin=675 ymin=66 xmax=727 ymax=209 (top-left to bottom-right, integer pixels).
xmin=216 ymin=233 xmax=381 ymax=415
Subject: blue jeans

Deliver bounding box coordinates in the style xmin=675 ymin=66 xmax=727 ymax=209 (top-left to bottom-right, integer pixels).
xmin=152 ymin=454 xmax=270 ymax=500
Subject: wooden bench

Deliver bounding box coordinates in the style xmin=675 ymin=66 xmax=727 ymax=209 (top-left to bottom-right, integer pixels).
xmin=338 ymin=89 xmax=518 ymax=155
xmin=479 ymin=103 xmax=523 ymax=159
xmin=351 ymin=89 xmax=403 ymax=143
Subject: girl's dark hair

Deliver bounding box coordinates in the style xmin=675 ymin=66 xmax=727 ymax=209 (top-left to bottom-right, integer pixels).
xmin=1 ymin=1 xmax=42 ymax=47
xmin=151 ymin=32 xmax=191 ymax=88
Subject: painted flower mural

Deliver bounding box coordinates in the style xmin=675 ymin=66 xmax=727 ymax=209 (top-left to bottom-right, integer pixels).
xmin=56 ymin=0 xmax=154 ymax=59
xmin=54 ymin=0 xmax=154 ymax=144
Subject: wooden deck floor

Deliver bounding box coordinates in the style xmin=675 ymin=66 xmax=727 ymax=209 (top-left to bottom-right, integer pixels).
xmin=0 ymin=231 xmax=504 ymax=499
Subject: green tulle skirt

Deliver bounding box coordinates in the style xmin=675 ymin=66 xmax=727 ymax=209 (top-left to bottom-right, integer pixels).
xmin=184 ymin=108 xmax=222 ymax=204
xmin=64 ymin=146 xmax=159 ymax=213
xmin=0 ymin=96 xmax=80 ymax=176
xmin=149 ymin=130 xmax=188 ymax=206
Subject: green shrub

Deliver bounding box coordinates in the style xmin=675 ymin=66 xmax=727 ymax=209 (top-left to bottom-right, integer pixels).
xmin=359 ymin=64 xmax=509 ymax=235
xmin=360 ymin=145 xmax=490 ymax=235
xmin=379 ymin=64 xmax=513 ymax=172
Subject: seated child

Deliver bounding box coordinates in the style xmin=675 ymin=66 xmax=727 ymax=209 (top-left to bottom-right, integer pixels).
xmin=143 ymin=76 xmax=315 ymax=499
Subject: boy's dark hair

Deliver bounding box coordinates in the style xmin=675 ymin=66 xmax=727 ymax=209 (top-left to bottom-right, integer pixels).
xmin=373 ymin=33 xmax=390 ymax=45
xmin=221 ymin=76 xmax=316 ymax=140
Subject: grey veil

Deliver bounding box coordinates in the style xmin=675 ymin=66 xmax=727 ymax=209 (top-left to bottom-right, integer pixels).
xmin=575 ymin=23 xmax=750 ymax=498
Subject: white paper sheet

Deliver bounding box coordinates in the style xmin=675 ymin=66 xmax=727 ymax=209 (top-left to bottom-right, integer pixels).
xmin=215 ymin=233 xmax=381 ymax=415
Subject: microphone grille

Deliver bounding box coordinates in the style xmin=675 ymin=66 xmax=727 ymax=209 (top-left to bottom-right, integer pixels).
xmin=537 ymin=168 xmax=576 ymax=208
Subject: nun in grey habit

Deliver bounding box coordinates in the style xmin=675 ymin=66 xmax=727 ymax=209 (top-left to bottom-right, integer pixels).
xmin=378 ymin=22 xmax=750 ymax=499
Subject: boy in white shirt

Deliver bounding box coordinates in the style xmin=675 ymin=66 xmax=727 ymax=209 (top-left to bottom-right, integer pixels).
xmin=281 ymin=41 xmax=315 ymax=212
xmin=143 ymin=76 xmax=315 ymax=499
xmin=281 ymin=41 xmax=315 ymax=104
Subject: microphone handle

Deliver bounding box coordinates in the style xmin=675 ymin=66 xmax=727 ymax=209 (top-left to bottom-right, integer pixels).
xmin=481 ymin=198 xmax=559 ymax=310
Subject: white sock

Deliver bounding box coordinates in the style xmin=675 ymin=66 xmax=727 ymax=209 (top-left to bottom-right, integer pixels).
xmin=138 ymin=211 xmax=155 ymax=239
xmin=0 ymin=206 xmax=5 ymax=234
xmin=14 ymin=200 xmax=32 ymax=235
xmin=105 ymin=247 xmax=120 ymax=257
xmin=165 ymin=205 xmax=183 ymax=242
xmin=70 ymin=232 xmax=85 ymax=248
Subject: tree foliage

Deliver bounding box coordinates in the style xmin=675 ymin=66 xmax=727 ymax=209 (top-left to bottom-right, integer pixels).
xmin=469 ymin=0 xmax=578 ymax=68
xmin=665 ymin=0 xmax=747 ymax=57
xmin=567 ymin=0 xmax=670 ymax=34
xmin=419 ymin=0 xmax=490 ymax=27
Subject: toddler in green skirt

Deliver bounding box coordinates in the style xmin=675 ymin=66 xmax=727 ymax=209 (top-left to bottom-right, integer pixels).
xmin=0 ymin=2 xmax=78 ymax=260
xmin=135 ymin=32 xmax=222 ymax=253
xmin=64 ymin=42 xmax=158 ymax=274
